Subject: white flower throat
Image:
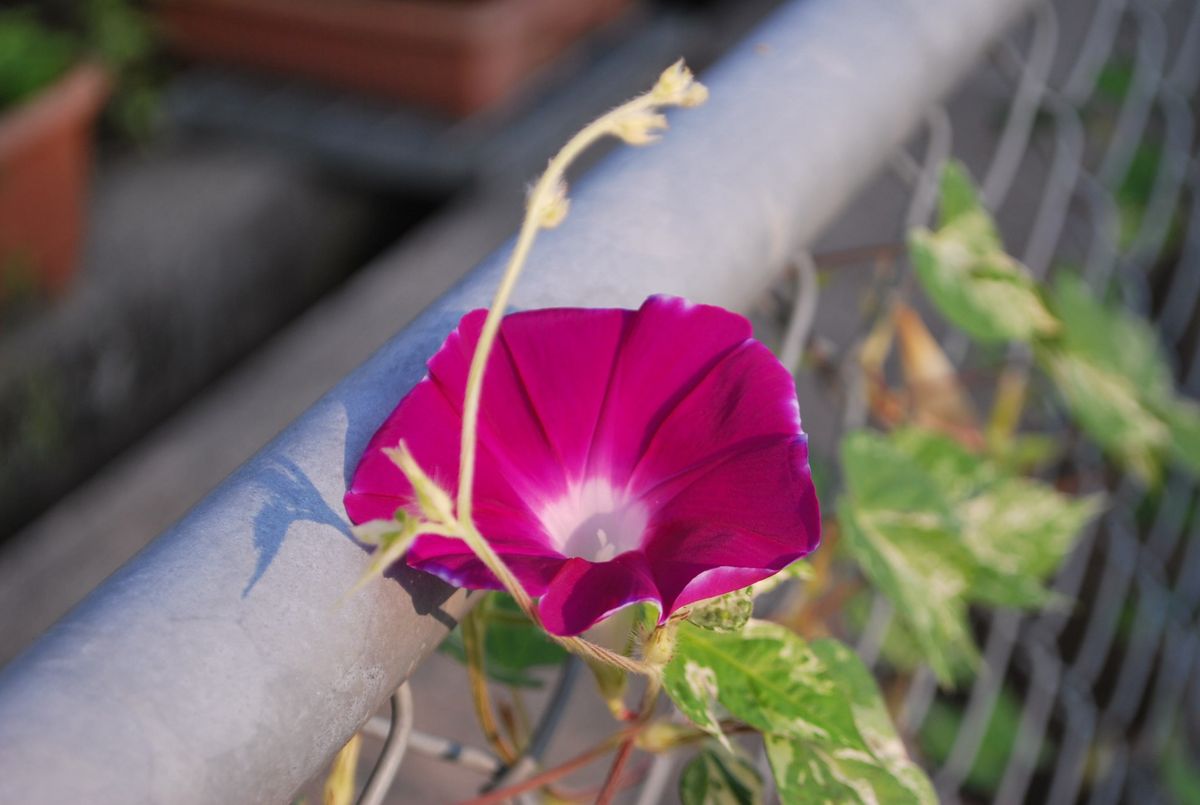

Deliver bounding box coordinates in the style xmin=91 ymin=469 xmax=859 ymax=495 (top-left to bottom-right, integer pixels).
xmin=539 ymin=479 xmax=649 ymax=563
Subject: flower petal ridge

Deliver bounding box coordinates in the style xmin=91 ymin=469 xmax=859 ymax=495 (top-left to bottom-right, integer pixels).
xmin=344 ymin=295 xmax=821 ymax=635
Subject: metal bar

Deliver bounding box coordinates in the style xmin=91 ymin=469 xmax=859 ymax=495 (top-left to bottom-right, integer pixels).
xmin=0 ymin=0 xmax=1039 ymax=801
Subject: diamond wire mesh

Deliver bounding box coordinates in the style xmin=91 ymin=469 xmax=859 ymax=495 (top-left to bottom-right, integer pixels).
xmin=355 ymin=0 xmax=1200 ymax=801
xmin=830 ymin=0 xmax=1200 ymax=802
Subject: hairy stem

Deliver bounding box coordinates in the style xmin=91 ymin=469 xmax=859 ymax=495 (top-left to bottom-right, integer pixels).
xmin=383 ymin=62 xmax=706 ymax=680
xmin=455 ymin=94 xmax=660 ymax=524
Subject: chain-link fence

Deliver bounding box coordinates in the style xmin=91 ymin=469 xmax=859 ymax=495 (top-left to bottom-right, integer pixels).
xmin=782 ymin=0 xmax=1200 ymax=801
xmin=835 ymin=1 xmax=1200 ymax=802
xmin=348 ymin=0 xmax=1200 ymax=801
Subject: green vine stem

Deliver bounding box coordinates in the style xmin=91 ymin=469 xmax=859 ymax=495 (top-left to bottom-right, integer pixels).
xmin=365 ymin=61 xmax=708 ymax=679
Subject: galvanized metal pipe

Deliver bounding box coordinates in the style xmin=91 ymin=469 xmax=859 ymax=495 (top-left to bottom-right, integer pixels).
xmin=0 ymin=0 xmax=1036 ymax=801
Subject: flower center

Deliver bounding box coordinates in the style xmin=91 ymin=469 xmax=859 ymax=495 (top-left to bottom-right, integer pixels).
xmin=539 ymin=479 xmax=649 ymax=563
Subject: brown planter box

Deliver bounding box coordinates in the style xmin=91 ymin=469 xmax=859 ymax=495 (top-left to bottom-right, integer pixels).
xmin=156 ymin=0 xmax=634 ymax=117
xmin=0 ymin=64 xmax=110 ymax=297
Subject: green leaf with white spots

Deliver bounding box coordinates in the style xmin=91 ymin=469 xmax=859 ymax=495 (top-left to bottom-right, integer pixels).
xmin=764 ymin=640 xmax=936 ymax=805
xmin=840 ymin=502 xmax=979 ymax=685
xmin=1039 ymin=347 xmax=1170 ymax=485
xmin=1038 ymin=274 xmax=1200 ymax=483
xmin=888 ymin=428 xmax=1103 ymax=609
xmin=664 ymin=621 xmax=855 ymax=746
xmin=1048 ymin=273 xmax=1174 ymax=403
xmin=958 ymin=477 xmax=1103 ymax=609
xmin=938 ymin=159 xmax=999 ymax=239
xmin=689 ymin=587 xmax=754 ymax=633
xmin=840 ymin=429 xmax=1100 ymax=683
xmin=839 ymin=431 xmax=979 ymax=685
xmin=909 ymin=163 xmax=1058 ymax=344
xmin=679 ymin=749 xmax=763 ymax=805
xmin=889 ymin=426 xmax=1000 ymax=503
xmin=664 ymin=624 xmax=933 ymax=804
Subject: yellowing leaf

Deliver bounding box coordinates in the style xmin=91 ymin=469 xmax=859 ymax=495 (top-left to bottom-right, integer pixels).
xmin=323 ymin=733 xmax=361 ymax=805
xmin=894 ymin=302 xmax=980 ymax=444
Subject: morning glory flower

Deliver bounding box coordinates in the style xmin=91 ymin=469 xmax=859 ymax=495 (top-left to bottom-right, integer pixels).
xmin=344 ymin=295 xmax=820 ymax=636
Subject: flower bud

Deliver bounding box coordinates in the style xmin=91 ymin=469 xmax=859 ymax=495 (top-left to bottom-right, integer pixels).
xmin=635 ymin=721 xmax=694 ymax=752
xmin=585 ymin=656 xmax=631 ymax=720
xmin=679 ymin=82 xmax=709 ymax=108
xmin=613 ymin=110 xmax=668 ymax=146
xmin=384 ymin=443 xmax=455 ymax=525
xmin=652 ymin=59 xmax=708 ymax=107
xmin=532 ymin=179 xmax=570 ymax=229
xmin=351 ymin=509 xmax=411 ymax=546
xmin=643 ymin=622 xmax=678 ymax=667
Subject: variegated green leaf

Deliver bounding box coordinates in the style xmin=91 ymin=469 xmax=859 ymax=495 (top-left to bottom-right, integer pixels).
xmin=1040 ymin=273 xmax=1200 ymax=483
xmin=663 ymin=621 xmax=853 ymax=746
xmin=689 ymin=587 xmax=754 ymax=633
xmin=1048 ymin=273 xmax=1174 ymax=403
xmin=764 ymin=640 xmax=936 ymax=805
xmin=938 ymin=158 xmax=1000 ymax=240
xmin=891 ymin=427 xmax=1103 ymax=609
xmin=839 ymin=431 xmax=979 ymax=685
xmin=840 ymin=429 xmax=1100 ymax=683
xmin=909 ymin=163 xmax=1058 ymax=344
xmin=958 ymin=477 xmax=1103 ymax=609
xmin=679 ymin=749 xmax=763 ymax=805
xmin=664 ymin=624 xmax=934 ymax=804
xmin=1039 ymin=348 xmax=1169 ymax=485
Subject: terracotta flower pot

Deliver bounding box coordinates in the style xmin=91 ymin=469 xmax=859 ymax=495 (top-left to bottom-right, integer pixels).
xmin=0 ymin=63 xmax=110 ymax=297
xmin=156 ymin=0 xmax=633 ymax=116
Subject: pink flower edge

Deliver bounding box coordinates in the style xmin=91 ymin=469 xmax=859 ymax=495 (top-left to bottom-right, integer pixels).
xmin=345 ymin=295 xmax=821 ymax=636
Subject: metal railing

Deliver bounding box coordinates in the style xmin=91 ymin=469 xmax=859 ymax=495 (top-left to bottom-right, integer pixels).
xmin=10 ymin=0 xmax=1195 ymax=801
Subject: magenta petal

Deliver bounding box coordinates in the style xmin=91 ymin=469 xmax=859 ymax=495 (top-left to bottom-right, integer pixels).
xmin=587 ymin=296 xmax=752 ymax=485
xmin=642 ymin=436 xmax=819 ymax=613
xmin=427 ymin=310 xmax=568 ymax=509
xmin=407 ymin=533 xmax=567 ymax=596
xmin=627 ymin=340 xmax=801 ymax=496
xmin=345 ymin=372 xmax=473 ymax=523
xmin=345 ymin=295 xmax=822 ymax=631
xmin=405 ymin=501 xmax=565 ymax=593
xmin=344 ymin=369 xmax=540 ymax=532
xmin=537 ymin=552 xmax=660 ymax=636
xmin=497 ymin=307 xmax=632 ymax=480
